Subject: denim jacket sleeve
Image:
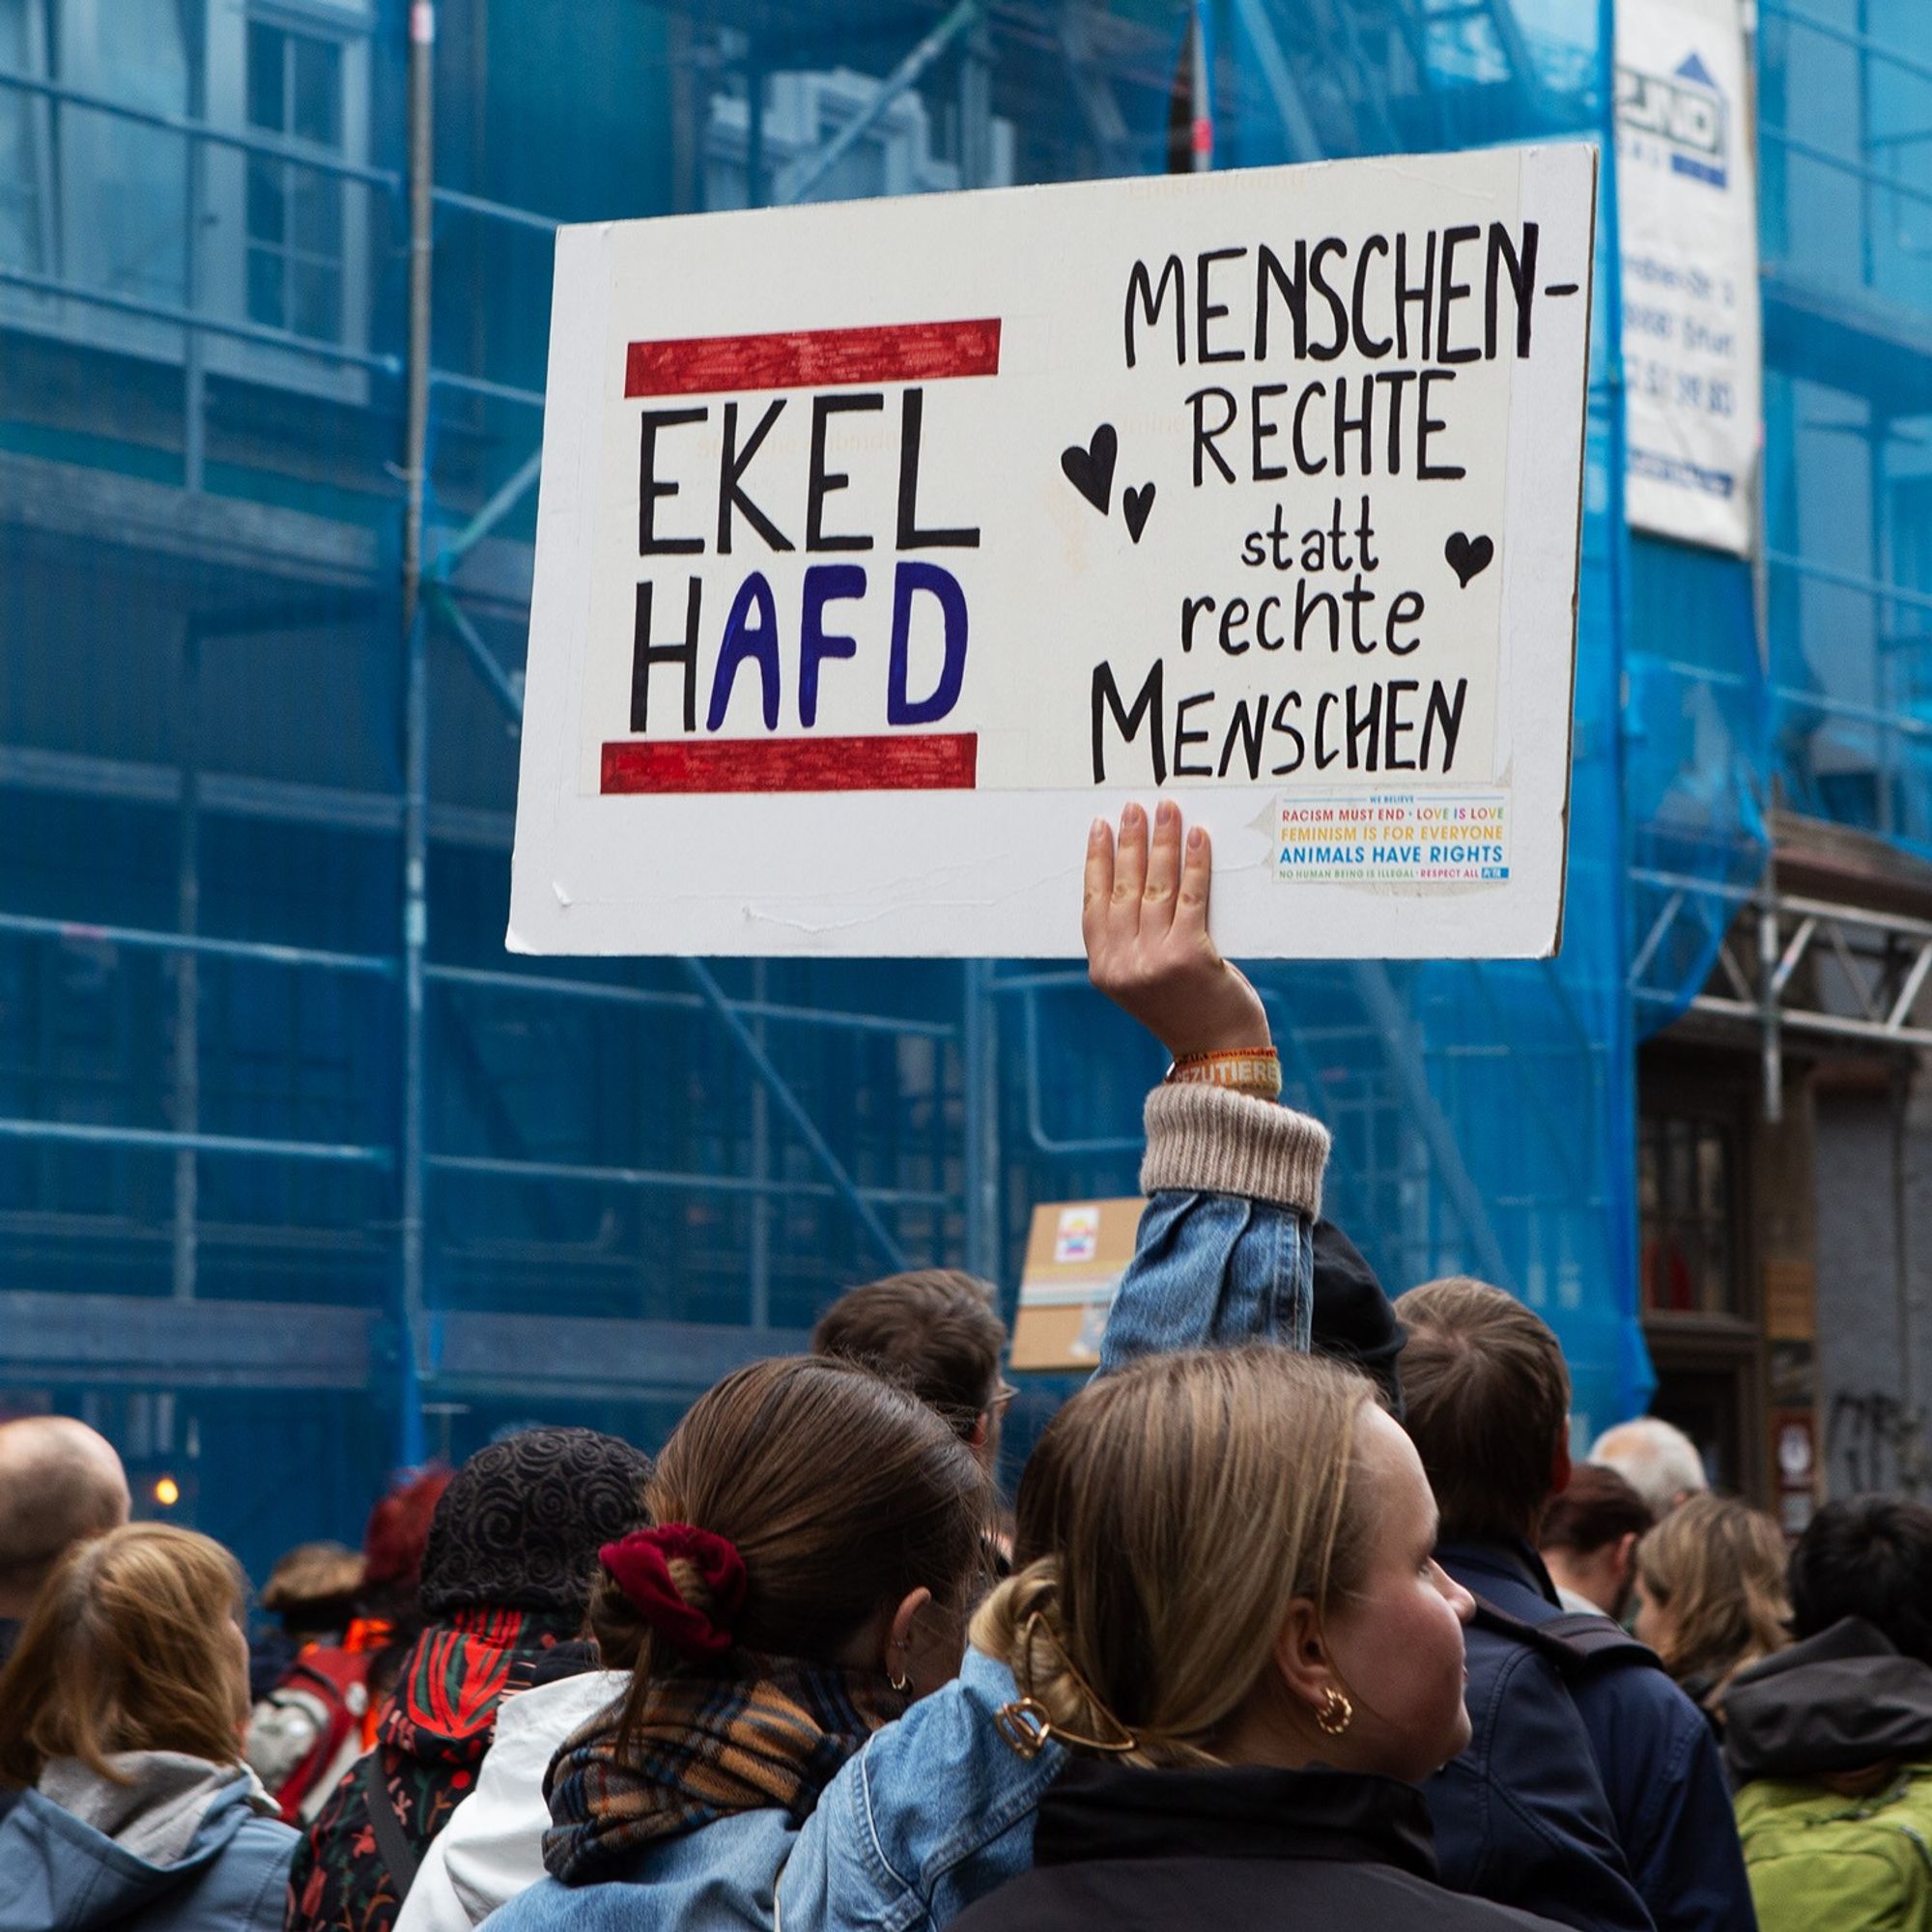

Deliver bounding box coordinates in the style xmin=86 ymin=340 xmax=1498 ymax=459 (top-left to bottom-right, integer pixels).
xmin=1095 ymin=1082 xmax=1331 ymax=1373
xmin=775 ymin=1083 xmax=1332 ymax=1932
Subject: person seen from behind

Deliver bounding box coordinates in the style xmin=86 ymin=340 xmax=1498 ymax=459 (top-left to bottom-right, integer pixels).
xmin=414 ymin=1310 xmax=1012 ymax=1932
xmin=287 ymin=1428 xmax=650 ymax=1932
xmin=1631 ymin=1494 xmax=1788 ymax=1724
xmin=1398 ymin=1278 xmax=1753 ymax=1932
xmin=245 ymin=1465 xmax=451 ymax=1826
xmin=1588 ymin=1418 xmax=1708 ymax=1522
xmin=949 ymin=1346 xmax=1561 ymax=1932
xmin=772 ymin=802 xmax=1339 ymax=1932
xmin=1539 ymin=1465 xmax=1652 ymax=1621
xmin=480 ymin=1353 xmax=991 ymax=1932
xmin=812 ymin=1269 xmax=1013 ymax=1476
xmin=247 ymin=1542 xmax=363 ymax=1705
xmin=1724 ymin=1494 xmax=1932 ymax=1932
xmin=403 ymin=1271 xmax=1015 ymax=1932
xmin=0 ymin=1522 xmax=296 ymax=1932
xmin=0 ymin=1414 xmax=130 ymax=1828
xmin=0 ymin=1416 xmax=129 ymax=1672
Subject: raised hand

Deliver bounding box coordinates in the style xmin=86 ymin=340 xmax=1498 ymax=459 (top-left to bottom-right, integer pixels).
xmin=1081 ymin=800 xmax=1271 ymax=1064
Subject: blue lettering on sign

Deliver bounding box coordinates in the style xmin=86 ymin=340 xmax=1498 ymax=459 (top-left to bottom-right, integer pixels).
xmin=887 ymin=560 xmax=970 ymax=726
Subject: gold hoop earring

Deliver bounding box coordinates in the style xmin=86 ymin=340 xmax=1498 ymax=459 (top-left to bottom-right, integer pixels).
xmin=888 ymin=1657 xmax=912 ymax=1693
xmin=1316 ymin=1686 xmax=1353 ymax=1737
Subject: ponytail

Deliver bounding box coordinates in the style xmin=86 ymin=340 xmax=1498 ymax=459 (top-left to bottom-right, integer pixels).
xmin=594 ymin=1354 xmax=990 ymax=1759
xmin=972 ymin=1561 xmax=1187 ymax=1770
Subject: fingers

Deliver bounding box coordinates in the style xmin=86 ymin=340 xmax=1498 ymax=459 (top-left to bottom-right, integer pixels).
xmin=1081 ymin=816 xmax=1114 ymax=957
xmin=1111 ymin=803 xmax=1150 ymax=924
xmin=1142 ymin=800 xmax=1182 ymax=937
xmin=1174 ymin=820 xmax=1214 ymax=948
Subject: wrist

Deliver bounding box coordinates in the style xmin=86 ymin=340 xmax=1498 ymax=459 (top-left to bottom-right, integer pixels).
xmin=1165 ymin=1047 xmax=1282 ymax=1102
xmin=1158 ymin=1020 xmax=1274 ymax=1062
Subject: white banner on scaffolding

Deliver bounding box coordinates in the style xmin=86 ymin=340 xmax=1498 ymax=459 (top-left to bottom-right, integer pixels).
xmin=513 ymin=144 xmax=1597 ymax=959
xmin=1617 ymin=0 xmax=1762 ymax=555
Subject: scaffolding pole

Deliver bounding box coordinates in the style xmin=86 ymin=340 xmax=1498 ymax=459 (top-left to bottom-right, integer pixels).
xmin=398 ymin=0 xmax=436 ymax=1467
xmin=172 ymin=625 xmax=200 ymax=1302
xmin=781 ymin=0 xmax=980 ymax=206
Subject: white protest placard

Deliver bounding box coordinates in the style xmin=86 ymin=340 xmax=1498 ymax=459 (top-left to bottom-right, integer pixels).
xmin=511 ymin=144 xmax=1596 ymax=959
xmin=1616 ymin=0 xmax=1761 ymax=555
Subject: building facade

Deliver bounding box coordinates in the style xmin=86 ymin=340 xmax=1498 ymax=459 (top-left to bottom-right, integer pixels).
xmin=0 ymin=0 xmax=1921 ymax=1576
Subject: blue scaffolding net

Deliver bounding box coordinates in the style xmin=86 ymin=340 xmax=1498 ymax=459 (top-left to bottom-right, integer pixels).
xmin=11 ymin=0 xmax=1919 ymax=1576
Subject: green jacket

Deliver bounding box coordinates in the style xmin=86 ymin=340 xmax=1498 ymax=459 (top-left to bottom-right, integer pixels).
xmin=1736 ymin=1766 xmax=1932 ymax=1932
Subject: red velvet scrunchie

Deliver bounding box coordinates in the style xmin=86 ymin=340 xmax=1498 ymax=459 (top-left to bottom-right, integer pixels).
xmin=599 ymin=1524 xmax=748 ymax=1662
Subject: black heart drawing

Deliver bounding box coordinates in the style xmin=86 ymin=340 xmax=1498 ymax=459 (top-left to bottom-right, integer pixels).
xmin=1122 ymin=482 xmax=1156 ymax=544
xmin=1060 ymin=424 xmax=1118 ymax=516
xmin=1445 ymin=531 xmax=1495 ymax=587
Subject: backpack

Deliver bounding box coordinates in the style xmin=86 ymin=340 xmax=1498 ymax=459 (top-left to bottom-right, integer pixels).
xmin=244 ymin=1642 xmax=377 ymax=1824
xmin=1735 ymin=1765 xmax=1932 ymax=1932
xmin=1470 ymin=1599 xmax=1665 ymax=1682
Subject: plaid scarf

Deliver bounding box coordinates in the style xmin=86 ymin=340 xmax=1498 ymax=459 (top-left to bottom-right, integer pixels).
xmin=542 ymin=1657 xmax=906 ymax=1885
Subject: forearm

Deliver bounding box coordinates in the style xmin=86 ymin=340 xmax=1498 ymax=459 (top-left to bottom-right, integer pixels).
xmin=1095 ymin=1082 xmax=1329 ymax=1375
xmin=1141 ymin=1081 xmax=1329 ymax=1212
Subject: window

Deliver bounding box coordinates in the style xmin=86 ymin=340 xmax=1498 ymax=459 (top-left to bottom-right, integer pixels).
xmin=74 ymin=0 xmax=189 ymax=309
xmin=1636 ymin=1061 xmax=1768 ymax=1502
xmin=245 ymin=17 xmax=345 ymax=340
xmin=1638 ymin=1106 xmax=1743 ymax=1316
xmin=0 ymin=0 xmax=371 ymax=401
xmin=0 ymin=0 xmax=190 ymax=308
xmin=0 ymin=0 xmax=54 ymax=277
xmin=704 ymin=69 xmax=1013 ymax=210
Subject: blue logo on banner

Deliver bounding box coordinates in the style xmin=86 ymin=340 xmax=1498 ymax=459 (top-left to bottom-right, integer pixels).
xmin=1615 ymin=49 xmax=1728 ymax=190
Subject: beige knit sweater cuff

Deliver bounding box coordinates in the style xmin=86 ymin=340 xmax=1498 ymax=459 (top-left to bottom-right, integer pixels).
xmin=1139 ymin=1081 xmax=1331 ymax=1219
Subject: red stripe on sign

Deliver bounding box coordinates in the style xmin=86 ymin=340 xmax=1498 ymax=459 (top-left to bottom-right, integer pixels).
xmin=625 ymin=321 xmax=1001 ymax=397
xmin=601 ymin=734 xmax=979 ymax=794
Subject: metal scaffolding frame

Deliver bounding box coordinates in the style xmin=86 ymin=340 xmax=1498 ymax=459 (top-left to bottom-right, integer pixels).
xmin=0 ymin=0 xmax=1579 ymax=1464
xmin=0 ymin=13 xmax=1006 ymax=1438
xmin=1622 ymin=2 xmax=1932 ymax=1161
xmin=1633 ymin=867 xmax=1932 ymax=1125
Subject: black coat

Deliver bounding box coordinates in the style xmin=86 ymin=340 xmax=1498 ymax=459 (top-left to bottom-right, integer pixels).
xmin=1724 ymin=1616 xmax=1932 ymax=1782
xmin=1312 ymin=1218 xmax=1406 ymax=1416
xmin=947 ymin=1757 xmax=1572 ymax=1932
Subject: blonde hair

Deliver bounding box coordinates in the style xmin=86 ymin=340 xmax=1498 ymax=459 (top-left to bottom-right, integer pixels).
xmin=971 ymin=1347 xmax=1375 ymax=1768
xmin=0 ymin=1522 xmax=247 ymax=1788
xmin=1635 ymin=1492 xmax=1790 ymax=1697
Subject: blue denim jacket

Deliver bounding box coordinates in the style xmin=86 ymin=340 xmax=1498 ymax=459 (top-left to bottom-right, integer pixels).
xmin=482 ymin=1810 xmax=795 ymax=1932
xmin=775 ymin=1646 xmax=1064 ymax=1932
xmin=482 ymin=1089 xmax=1328 ymax=1932
xmin=779 ymin=1148 xmax=1322 ymax=1932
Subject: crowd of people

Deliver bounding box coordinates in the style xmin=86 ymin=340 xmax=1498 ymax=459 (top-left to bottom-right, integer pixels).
xmin=5 ymin=804 xmax=1932 ymax=1931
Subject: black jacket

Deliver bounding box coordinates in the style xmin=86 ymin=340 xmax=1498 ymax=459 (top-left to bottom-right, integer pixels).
xmin=1430 ymin=1538 xmax=1755 ymax=1932
xmin=946 ymin=1757 xmax=1570 ymax=1932
xmin=1312 ymin=1218 xmax=1406 ymax=1416
xmin=1724 ymin=1616 xmax=1932 ymax=1783
xmin=1423 ymin=1542 xmax=1656 ymax=1932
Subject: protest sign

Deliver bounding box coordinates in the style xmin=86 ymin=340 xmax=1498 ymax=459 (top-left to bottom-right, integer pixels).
xmin=511 ymin=143 xmax=1596 ymax=958
xmin=1616 ymin=0 xmax=1761 ymax=554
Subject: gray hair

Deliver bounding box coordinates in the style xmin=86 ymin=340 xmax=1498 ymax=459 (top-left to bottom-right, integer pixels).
xmin=1586 ymin=1417 xmax=1708 ymax=1520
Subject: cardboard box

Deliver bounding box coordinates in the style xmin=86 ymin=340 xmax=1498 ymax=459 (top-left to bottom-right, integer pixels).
xmin=1010 ymin=1197 xmax=1145 ymax=1372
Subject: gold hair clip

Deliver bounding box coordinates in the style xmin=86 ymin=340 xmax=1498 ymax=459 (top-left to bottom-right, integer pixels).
xmin=991 ymin=1611 xmax=1139 ymax=1760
